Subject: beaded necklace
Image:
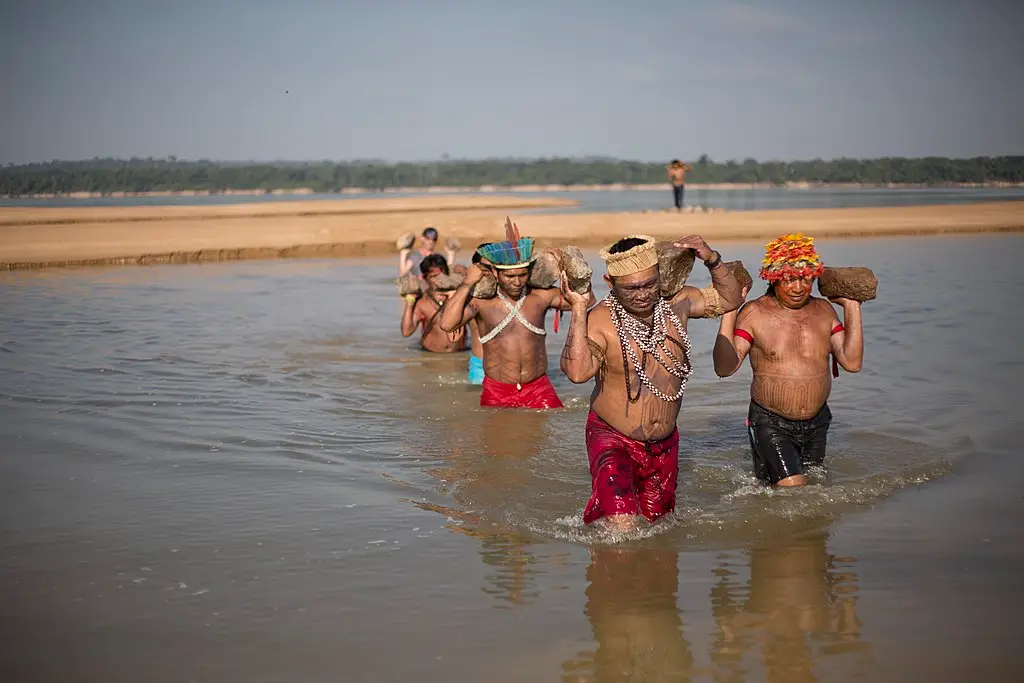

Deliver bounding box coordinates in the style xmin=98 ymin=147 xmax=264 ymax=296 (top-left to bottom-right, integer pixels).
xmin=606 ymin=294 xmax=692 ymax=403
xmin=478 ymin=289 xmax=546 ymax=344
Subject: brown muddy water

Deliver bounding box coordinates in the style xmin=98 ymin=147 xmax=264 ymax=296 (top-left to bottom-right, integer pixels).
xmin=1 ymin=234 xmax=1022 ymax=682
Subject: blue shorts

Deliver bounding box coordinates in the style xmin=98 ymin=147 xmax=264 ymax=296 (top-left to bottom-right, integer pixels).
xmin=467 ymin=354 xmax=484 ymax=385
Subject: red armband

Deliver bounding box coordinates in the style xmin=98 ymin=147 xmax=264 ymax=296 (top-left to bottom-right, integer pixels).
xmin=830 ymin=324 xmax=844 ymax=376
xmin=734 ymin=328 xmax=754 ymax=344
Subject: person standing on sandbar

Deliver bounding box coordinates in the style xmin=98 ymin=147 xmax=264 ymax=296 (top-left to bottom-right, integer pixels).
xmin=667 ymin=159 xmax=692 ymax=211
xmin=559 ymin=234 xmax=743 ymax=529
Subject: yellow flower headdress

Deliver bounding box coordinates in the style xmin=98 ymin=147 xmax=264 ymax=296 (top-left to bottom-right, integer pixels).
xmin=759 ymin=233 xmax=825 ymax=282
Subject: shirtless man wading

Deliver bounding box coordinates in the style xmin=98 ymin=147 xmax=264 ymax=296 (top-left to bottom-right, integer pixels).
xmin=560 ymin=234 xmax=743 ymax=528
xmin=400 ymin=254 xmax=467 ymax=353
xmin=439 ymin=223 xmax=595 ymax=409
xmin=712 ymin=233 xmax=864 ymax=487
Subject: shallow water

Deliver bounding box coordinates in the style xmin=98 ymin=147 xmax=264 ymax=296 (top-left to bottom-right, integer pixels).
xmin=1 ymin=234 xmax=1022 ymax=682
xmin=3 ymin=186 xmax=1024 ymax=213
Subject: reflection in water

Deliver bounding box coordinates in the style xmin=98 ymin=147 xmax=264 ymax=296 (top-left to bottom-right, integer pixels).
xmin=478 ymin=408 xmax=554 ymax=462
xmin=409 ymin=499 xmax=542 ymax=608
xmin=710 ymin=527 xmax=872 ymax=683
xmin=416 ymin=408 xmax=564 ymax=608
xmin=454 ymin=522 xmax=542 ymax=607
xmin=562 ymin=545 xmax=693 ymax=682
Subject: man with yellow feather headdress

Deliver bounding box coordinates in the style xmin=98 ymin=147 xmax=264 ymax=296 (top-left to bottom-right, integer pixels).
xmin=559 ymin=233 xmax=743 ymax=528
xmin=713 ymin=233 xmax=864 ymax=488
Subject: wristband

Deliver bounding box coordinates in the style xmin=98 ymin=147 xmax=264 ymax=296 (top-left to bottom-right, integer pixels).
xmin=704 ymin=251 xmax=722 ymax=269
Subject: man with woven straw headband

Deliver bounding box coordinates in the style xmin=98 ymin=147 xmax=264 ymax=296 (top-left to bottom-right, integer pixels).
xmin=713 ymin=233 xmax=864 ymax=488
xmin=440 ymin=218 xmax=595 ymax=409
xmin=559 ymin=233 xmax=743 ymax=529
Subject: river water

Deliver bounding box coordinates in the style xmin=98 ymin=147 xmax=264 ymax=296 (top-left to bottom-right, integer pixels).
xmin=1 ymin=234 xmax=1022 ymax=682
xmin=3 ymin=186 xmax=1024 ymax=213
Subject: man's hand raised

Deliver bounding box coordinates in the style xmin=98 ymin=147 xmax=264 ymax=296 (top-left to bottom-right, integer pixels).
xmin=673 ymin=235 xmax=715 ymax=263
xmin=463 ymin=263 xmax=490 ymax=286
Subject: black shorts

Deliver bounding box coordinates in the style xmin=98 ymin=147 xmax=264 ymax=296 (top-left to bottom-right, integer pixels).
xmin=746 ymin=400 xmax=832 ymax=485
xmin=672 ymin=184 xmax=685 ymax=208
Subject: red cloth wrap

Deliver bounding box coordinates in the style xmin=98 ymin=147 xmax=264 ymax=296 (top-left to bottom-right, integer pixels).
xmin=480 ymin=374 xmax=564 ymax=409
xmin=583 ymin=411 xmax=679 ymax=525
xmin=734 ymin=328 xmax=754 ymax=343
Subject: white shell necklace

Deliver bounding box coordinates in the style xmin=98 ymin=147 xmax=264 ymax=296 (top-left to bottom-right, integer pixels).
xmin=606 ymin=294 xmax=692 ymax=403
xmin=479 ymin=289 xmax=546 ymax=344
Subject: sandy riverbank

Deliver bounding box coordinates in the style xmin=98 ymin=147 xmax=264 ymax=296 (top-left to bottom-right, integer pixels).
xmin=0 ymin=194 xmax=578 ymax=227
xmin=2 ymin=199 xmax=1022 ymax=270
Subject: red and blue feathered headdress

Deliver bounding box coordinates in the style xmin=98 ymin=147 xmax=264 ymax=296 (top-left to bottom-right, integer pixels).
xmin=475 ymin=217 xmax=536 ymax=269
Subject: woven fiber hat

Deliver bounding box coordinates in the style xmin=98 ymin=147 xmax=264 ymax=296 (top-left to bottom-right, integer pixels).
xmin=599 ymin=234 xmax=659 ymax=277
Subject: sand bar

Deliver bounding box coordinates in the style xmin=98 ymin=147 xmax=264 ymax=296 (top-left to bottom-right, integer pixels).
xmin=2 ymin=200 xmax=1022 ymax=270
xmin=0 ymin=195 xmax=578 ymax=227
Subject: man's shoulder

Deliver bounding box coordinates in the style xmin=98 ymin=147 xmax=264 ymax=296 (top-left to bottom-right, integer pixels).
xmin=669 ymin=285 xmax=702 ymax=308
xmin=737 ymin=296 xmax=779 ymax=332
xmin=586 ymin=301 xmax=616 ymax=337
xmin=808 ymin=296 xmax=838 ymax=317
xmin=740 ymin=296 xmax=770 ymax=317
xmin=587 ymin=300 xmax=612 ymax=321
xmin=527 ymin=286 xmax=559 ymax=303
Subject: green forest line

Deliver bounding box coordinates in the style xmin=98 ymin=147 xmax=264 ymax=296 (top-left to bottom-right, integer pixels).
xmin=2 ymin=155 xmax=1022 ymax=196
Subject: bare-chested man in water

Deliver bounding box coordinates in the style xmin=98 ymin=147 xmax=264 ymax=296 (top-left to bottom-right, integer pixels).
xmin=712 ymin=233 xmax=864 ymax=487
xmin=560 ymin=234 xmax=743 ymax=528
xmin=401 ymin=254 xmax=467 ymax=353
xmin=439 ymin=223 xmax=595 ymax=409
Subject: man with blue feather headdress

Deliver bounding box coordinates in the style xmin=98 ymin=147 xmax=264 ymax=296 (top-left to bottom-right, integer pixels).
xmin=440 ymin=217 xmax=596 ymax=409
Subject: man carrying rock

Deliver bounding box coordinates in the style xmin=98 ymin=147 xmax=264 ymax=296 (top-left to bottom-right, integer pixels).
xmin=559 ymin=234 xmax=743 ymax=528
xmin=439 ymin=223 xmax=595 ymax=409
xmin=712 ymin=233 xmax=864 ymax=487
xmin=401 ymin=254 xmax=468 ymax=353
xmin=398 ymin=226 xmax=459 ymax=278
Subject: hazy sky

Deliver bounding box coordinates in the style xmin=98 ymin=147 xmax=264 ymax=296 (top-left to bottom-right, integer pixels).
xmin=2 ymin=0 xmax=1021 ymax=164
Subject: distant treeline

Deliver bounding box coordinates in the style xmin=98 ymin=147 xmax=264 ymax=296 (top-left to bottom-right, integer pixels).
xmin=2 ymin=155 xmax=1023 ymax=196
